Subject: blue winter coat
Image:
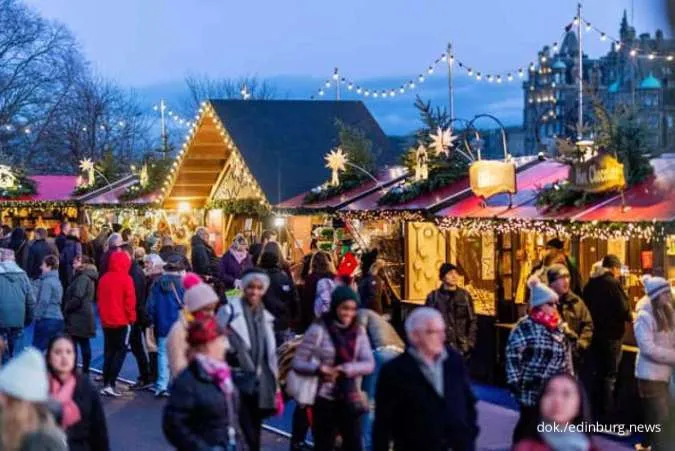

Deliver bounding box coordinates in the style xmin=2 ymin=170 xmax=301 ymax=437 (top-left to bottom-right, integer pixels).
xmin=0 ymin=262 xmax=35 ymax=328
xmin=32 ymin=270 xmax=64 ymax=321
xmin=147 ymin=273 xmax=185 ymax=338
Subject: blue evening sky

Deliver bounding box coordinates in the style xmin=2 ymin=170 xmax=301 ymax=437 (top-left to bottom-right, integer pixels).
xmin=26 ymin=0 xmax=669 ymax=134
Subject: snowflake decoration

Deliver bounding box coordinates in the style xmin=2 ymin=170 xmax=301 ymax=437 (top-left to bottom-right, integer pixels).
xmin=325 ymin=147 xmax=348 ymax=186
xmin=429 ymin=127 xmax=458 ymax=157
xmin=78 ymin=158 xmax=95 ymax=172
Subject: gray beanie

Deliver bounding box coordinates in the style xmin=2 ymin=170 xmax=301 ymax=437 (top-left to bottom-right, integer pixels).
xmin=528 ymin=276 xmax=559 ymax=308
xmin=0 ymin=347 xmax=49 ymax=403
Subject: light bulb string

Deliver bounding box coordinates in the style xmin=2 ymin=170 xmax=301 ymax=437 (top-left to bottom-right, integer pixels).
xmin=315 ymin=14 xmax=673 ymax=100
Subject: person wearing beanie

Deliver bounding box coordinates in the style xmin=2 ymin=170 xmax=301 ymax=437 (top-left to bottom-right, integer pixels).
xmin=146 ymin=258 xmax=186 ymax=397
xmin=582 ymin=253 xmax=631 ymax=421
xmin=506 ymin=276 xmax=572 ymax=443
xmin=633 ymin=276 xmax=675 ymax=451
xmin=0 ymin=347 xmax=68 ymax=451
xmin=259 ymin=248 xmax=299 ymax=346
xmin=424 ymin=263 xmax=477 ymax=359
xmin=166 ymin=273 xmax=221 ymax=378
xmin=163 ymin=316 xmax=240 ymax=451
xmin=547 ymin=264 xmax=593 ymax=375
xmin=292 ymin=284 xmax=374 ymax=451
xmin=221 ymin=267 xmax=279 ymax=450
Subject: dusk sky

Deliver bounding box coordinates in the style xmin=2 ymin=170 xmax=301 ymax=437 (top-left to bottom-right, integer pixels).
xmin=25 ymin=0 xmax=670 ymax=134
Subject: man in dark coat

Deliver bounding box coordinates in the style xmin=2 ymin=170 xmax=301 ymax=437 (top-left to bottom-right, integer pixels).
xmin=122 ymin=244 xmax=152 ymax=389
xmin=582 ymin=254 xmax=631 ymax=421
xmin=190 ymin=228 xmax=218 ymax=278
xmin=547 ymin=264 xmax=593 ymax=374
xmin=373 ymin=307 xmax=478 ymax=451
xmin=55 ymin=221 xmax=70 ymax=253
xmin=59 ymin=230 xmax=82 ymax=290
xmin=159 ymin=237 xmax=191 ymax=273
xmin=26 ymin=228 xmax=58 ymax=280
xmin=259 ymin=250 xmax=299 ymax=344
xmin=249 ymin=229 xmax=277 ymax=266
xmin=425 ymin=263 xmax=477 ymax=358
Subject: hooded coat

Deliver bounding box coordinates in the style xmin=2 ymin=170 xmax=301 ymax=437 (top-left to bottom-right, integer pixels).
xmin=0 ymin=261 xmax=35 ymax=328
xmin=190 ymin=235 xmax=218 ymax=277
xmin=147 ymin=272 xmax=185 ymax=337
xmin=63 ymin=264 xmax=99 ymax=338
xmin=128 ymin=259 xmax=149 ymax=328
xmin=97 ymin=252 xmax=136 ymax=328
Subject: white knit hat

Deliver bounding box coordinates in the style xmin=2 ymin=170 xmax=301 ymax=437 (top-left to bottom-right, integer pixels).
xmin=642 ymin=275 xmax=671 ymax=302
xmin=528 ymin=276 xmax=559 ymax=308
xmin=0 ymin=347 xmax=49 ymax=403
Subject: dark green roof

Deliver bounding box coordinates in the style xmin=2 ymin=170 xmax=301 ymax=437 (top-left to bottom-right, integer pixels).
xmin=209 ymin=100 xmax=391 ymax=204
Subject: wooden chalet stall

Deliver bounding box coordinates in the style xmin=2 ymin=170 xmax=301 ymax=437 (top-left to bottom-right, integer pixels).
xmin=0 ymin=175 xmax=80 ymax=230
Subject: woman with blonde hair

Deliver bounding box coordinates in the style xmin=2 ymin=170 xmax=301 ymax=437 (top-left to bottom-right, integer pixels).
xmin=0 ymin=348 xmax=66 ymax=451
xmin=633 ymin=275 xmax=675 ymax=450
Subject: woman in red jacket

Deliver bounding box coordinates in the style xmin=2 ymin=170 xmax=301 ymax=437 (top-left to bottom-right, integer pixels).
xmin=514 ymin=374 xmax=599 ymax=451
xmin=97 ymin=251 xmax=136 ymax=397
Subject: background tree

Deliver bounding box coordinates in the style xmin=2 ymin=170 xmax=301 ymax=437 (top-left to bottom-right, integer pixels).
xmin=183 ymin=74 xmax=277 ymax=112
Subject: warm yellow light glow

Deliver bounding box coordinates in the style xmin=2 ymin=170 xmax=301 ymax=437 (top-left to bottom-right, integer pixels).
xmin=178 ymin=201 xmax=191 ymax=213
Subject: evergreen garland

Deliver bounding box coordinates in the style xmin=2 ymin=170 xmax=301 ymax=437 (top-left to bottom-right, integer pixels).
xmin=119 ymin=158 xmax=172 ymax=201
xmin=206 ymin=198 xmax=271 ymax=216
xmin=0 ymin=169 xmax=37 ymax=199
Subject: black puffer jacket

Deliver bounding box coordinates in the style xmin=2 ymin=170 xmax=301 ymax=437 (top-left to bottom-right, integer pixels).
xmin=163 ymin=360 xmax=239 ymax=451
xmin=128 ymin=260 xmax=149 ymax=327
xmin=63 ymin=265 xmax=98 ymax=338
xmin=425 ymin=287 xmax=477 ymax=355
xmin=260 ymin=253 xmax=299 ymax=332
xmin=65 ymin=374 xmax=110 ymax=451
xmin=358 ymin=274 xmax=388 ymax=314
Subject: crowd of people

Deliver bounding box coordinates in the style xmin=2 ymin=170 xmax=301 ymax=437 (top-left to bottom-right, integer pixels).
xmin=0 ymin=222 xmax=671 ymax=450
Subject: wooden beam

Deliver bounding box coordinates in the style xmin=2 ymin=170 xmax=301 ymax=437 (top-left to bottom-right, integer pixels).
xmin=169 ymin=186 xmax=212 ymax=197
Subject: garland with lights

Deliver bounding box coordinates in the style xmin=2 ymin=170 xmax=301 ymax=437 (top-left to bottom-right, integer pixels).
xmin=339 ymin=210 xmax=426 ymax=223
xmin=0 ymin=166 xmax=37 ymax=200
xmin=119 ymin=159 xmax=172 ymax=202
xmin=435 ymin=216 xmax=674 ymax=241
xmin=205 ymin=198 xmax=271 ymax=217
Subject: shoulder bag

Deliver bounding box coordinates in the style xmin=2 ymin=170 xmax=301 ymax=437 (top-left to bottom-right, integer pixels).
xmin=285 ymin=325 xmax=323 ymax=406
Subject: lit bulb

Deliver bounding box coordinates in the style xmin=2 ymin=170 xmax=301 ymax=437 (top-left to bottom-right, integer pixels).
xmin=325 ymin=81 xmax=331 ymax=88
xmin=476 ymin=72 xmax=482 ymax=81
xmin=541 ymin=56 xmax=547 ymax=63
xmin=648 ymin=53 xmax=655 ymax=60
xmin=153 ymin=105 xmax=158 ymax=111
xmin=529 ymin=63 xmax=535 ymax=71
xmin=667 ymin=55 xmax=674 ymax=61
xmin=409 ymin=81 xmax=415 ymax=89
xmin=389 ymin=90 xmax=395 ymax=97
xmin=373 ymin=92 xmax=379 ymax=98
xmin=518 ymin=69 xmax=524 ymax=77
xmin=427 ymin=66 xmax=434 ymax=74
xmin=467 ymin=68 xmax=473 ymax=76
xmin=585 ymin=23 xmax=591 ymax=32
xmin=573 ymin=17 xmax=579 ymax=25
xmin=614 ymin=42 xmax=622 ymax=51
xmin=553 ymin=42 xmax=559 ymax=51
xmin=449 ymin=55 xmax=454 ymax=64
xmin=318 ymin=89 xmax=324 ymax=96
xmin=332 ymin=72 xmax=339 ymax=80
xmin=356 ymin=87 xmax=362 ymax=94
xmin=497 ymin=75 xmax=502 ymax=83
xmin=487 ymin=75 xmax=493 ymax=82
xmin=24 ymin=128 xmax=31 ymax=134
xmin=630 ymin=49 xmax=637 ymax=57
xmin=399 ymin=87 xmax=405 ymax=93
xmin=348 ymin=84 xmax=353 ymax=90
xmin=418 ymin=74 xmax=425 ymax=82
xmin=600 ymin=33 xmax=607 ymax=41
xmin=507 ymin=73 xmax=513 ymax=81
xmin=364 ymin=90 xmax=370 ymax=97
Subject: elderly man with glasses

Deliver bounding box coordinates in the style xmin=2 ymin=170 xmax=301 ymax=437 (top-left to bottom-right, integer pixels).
xmin=373 ymin=307 xmax=479 ymax=451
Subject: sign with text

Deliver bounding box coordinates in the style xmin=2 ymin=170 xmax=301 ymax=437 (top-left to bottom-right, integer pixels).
xmin=570 ymin=153 xmax=626 ymax=193
xmin=469 ymin=160 xmax=517 ymax=199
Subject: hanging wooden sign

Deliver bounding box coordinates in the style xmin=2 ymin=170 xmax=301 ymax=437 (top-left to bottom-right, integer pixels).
xmin=569 ymin=153 xmax=626 ymax=193
xmin=469 ymin=160 xmax=517 ymax=199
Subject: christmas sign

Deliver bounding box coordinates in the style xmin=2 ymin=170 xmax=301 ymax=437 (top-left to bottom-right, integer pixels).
xmin=469 ymin=160 xmax=517 ymax=199
xmin=569 ymin=153 xmax=625 ymax=193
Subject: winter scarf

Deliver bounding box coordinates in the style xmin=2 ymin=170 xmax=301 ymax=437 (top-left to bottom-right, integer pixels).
xmin=230 ymin=247 xmax=248 ymax=265
xmin=324 ymin=316 xmax=362 ymax=406
xmin=530 ymin=307 xmax=561 ymax=331
xmin=48 ymin=374 xmax=81 ymax=429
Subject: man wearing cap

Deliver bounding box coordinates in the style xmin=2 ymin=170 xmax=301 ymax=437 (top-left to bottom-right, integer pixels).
xmin=425 ymin=263 xmax=477 ymax=358
xmin=531 ymin=238 xmax=583 ymax=296
xmin=582 ymin=254 xmax=632 ymax=421
xmin=547 ymin=264 xmax=593 ymax=374
xmin=506 ymin=276 xmax=572 ymax=442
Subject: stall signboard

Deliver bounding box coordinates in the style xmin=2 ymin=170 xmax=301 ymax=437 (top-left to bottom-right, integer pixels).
xmin=570 ymin=153 xmax=626 ymax=193
xmin=469 ymin=160 xmax=517 ymax=198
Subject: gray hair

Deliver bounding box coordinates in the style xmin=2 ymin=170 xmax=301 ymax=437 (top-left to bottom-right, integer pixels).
xmin=404 ymin=307 xmax=444 ymax=341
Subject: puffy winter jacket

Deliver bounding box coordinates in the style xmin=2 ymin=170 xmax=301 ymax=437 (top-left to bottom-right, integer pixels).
xmin=557 ymin=292 xmax=594 ymax=353
xmin=97 ymin=252 xmax=136 ymax=328
xmin=425 ymin=287 xmax=477 ymax=355
xmin=583 ymin=269 xmax=631 ymax=341
xmin=147 ymin=272 xmax=185 ymax=337
xmin=128 ymin=260 xmax=149 ymax=327
xmin=0 ymin=261 xmax=35 ymax=328
xmin=63 ymin=264 xmax=98 ymax=338
xmin=33 ymin=270 xmax=63 ymax=321
xmin=634 ymin=295 xmax=675 ymax=382
xmin=190 ymin=235 xmax=218 ymax=277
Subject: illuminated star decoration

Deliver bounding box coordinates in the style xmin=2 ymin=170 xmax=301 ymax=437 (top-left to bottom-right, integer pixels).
xmin=0 ymin=165 xmax=16 ymax=189
xmin=78 ymin=158 xmax=96 ymax=187
xmin=429 ymin=127 xmax=458 ymax=157
xmin=414 ymin=143 xmax=429 ymax=181
xmin=325 ymin=147 xmax=348 ymax=187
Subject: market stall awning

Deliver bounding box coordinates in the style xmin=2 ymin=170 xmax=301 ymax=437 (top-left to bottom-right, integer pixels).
xmin=0 ymin=176 xmax=79 ymax=204
xmin=277 ymin=167 xmax=407 ymax=211
xmin=573 ymin=154 xmax=675 ymax=222
xmin=81 ymin=176 xmax=157 ymax=206
xmin=435 ymin=160 xmax=569 ymax=218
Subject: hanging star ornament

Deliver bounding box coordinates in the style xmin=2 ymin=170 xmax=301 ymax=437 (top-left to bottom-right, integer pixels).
xmin=78 ymin=158 xmax=95 ymax=187
xmin=429 ymin=127 xmax=458 ymax=157
xmin=325 ymin=147 xmax=348 ymax=187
